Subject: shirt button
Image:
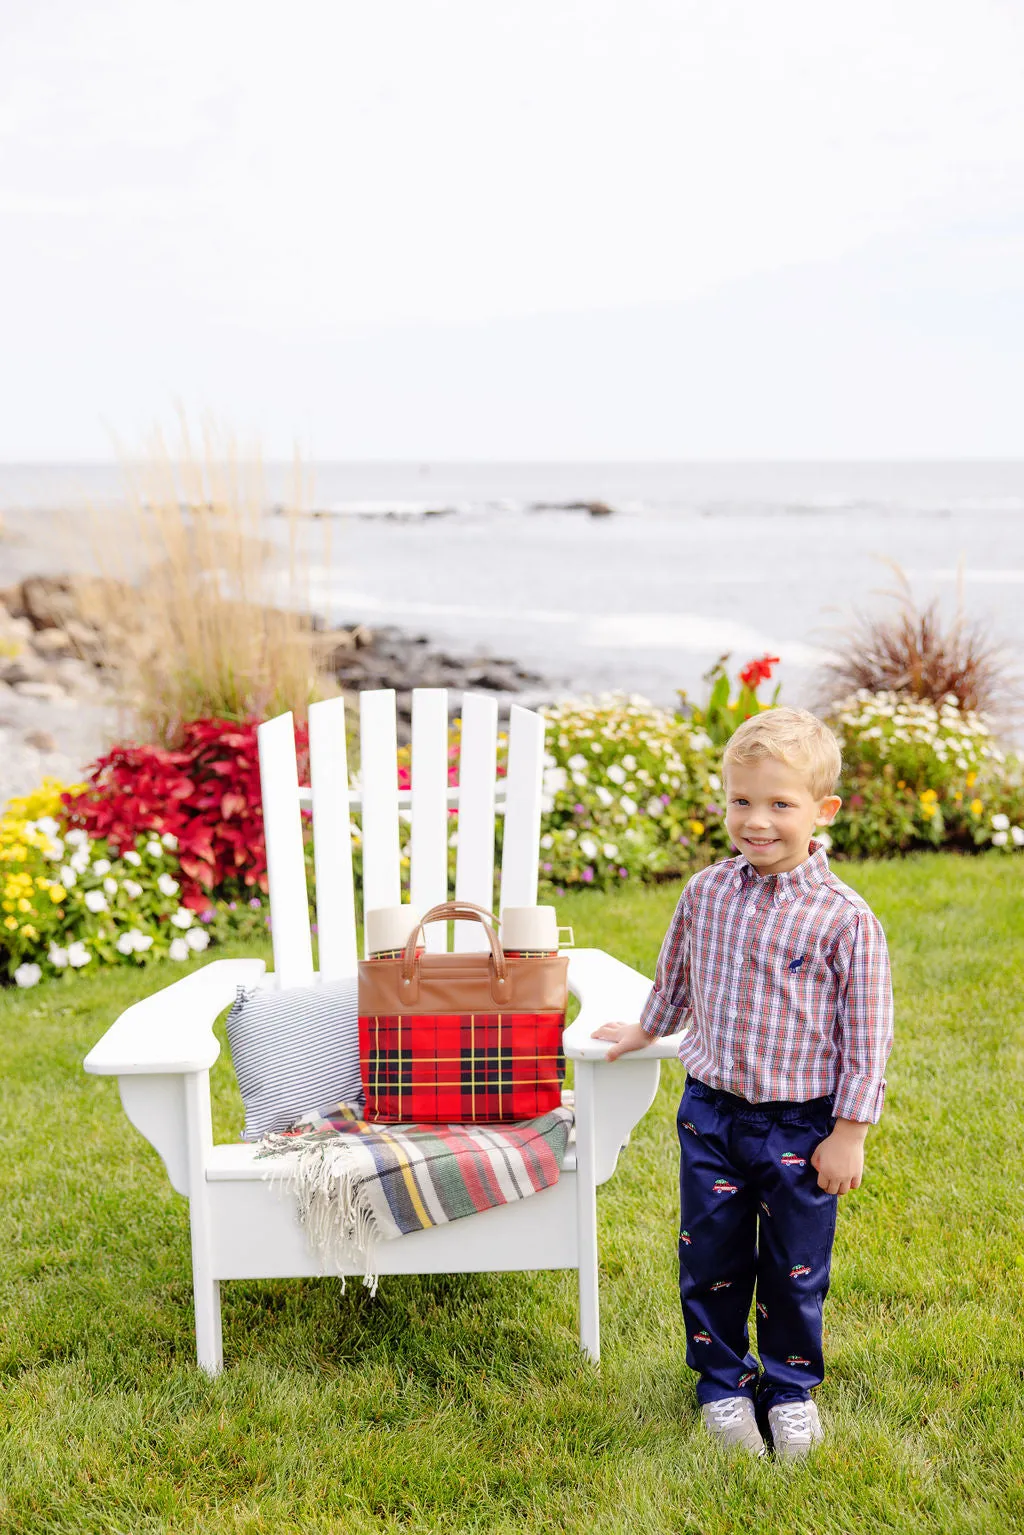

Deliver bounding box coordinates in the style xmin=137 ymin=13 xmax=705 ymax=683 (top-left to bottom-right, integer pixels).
xmin=723 ymin=1056 xmax=735 ymax=1069
xmin=728 ymin=1008 xmax=738 ymax=1020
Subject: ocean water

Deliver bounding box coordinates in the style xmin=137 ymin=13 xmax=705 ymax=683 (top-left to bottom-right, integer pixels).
xmin=2 ymin=460 xmax=1023 ymax=712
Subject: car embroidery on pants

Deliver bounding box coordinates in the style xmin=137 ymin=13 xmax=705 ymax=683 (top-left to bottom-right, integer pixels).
xmin=789 ymin=1264 xmax=812 ymax=1278
xmin=680 ymin=1120 xmax=700 ymax=1136
xmin=679 ymin=1229 xmax=692 ymax=1245
xmin=786 ymin=1355 xmax=811 ymax=1366
xmin=712 ymin=1178 xmax=738 ymax=1195
xmin=759 ymin=1200 xmax=771 ymax=1217
xmin=709 ymin=1280 xmax=733 ymax=1291
xmin=737 ymin=1370 xmax=757 ymax=1388
xmin=780 ymin=1152 xmax=806 ymax=1168
xmin=756 ymin=1301 xmax=768 ymax=1319
xmin=693 ymin=1330 xmax=712 ymax=1345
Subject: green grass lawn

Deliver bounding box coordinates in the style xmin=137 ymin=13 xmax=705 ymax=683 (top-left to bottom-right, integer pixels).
xmin=1 ymin=854 xmax=1022 ymax=1534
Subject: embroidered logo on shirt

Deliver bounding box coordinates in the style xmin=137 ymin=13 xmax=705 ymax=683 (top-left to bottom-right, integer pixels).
xmin=693 ymin=1330 xmax=712 ymax=1345
xmin=712 ymin=1178 xmax=738 ymax=1195
xmin=737 ymin=1369 xmax=757 ymax=1387
xmin=679 ymin=1229 xmax=692 ymax=1245
xmin=756 ymin=1301 xmax=768 ymax=1319
xmin=789 ymin=1264 xmax=812 ymax=1278
xmin=780 ymin=1152 xmax=806 ymax=1168
xmin=787 ymin=955 xmax=806 ymax=972
xmin=759 ymin=1200 xmax=771 ymax=1217
xmin=786 ymin=1355 xmax=811 ymax=1367
xmin=709 ymin=1280 xmax=733 ymax=1291
xmin=680 ymin=1119 xmax=700 ymax=1136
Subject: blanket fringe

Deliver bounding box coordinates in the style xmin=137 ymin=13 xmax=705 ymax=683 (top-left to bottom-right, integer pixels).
xmin=261 ymin=1135 xmax=383 ymax=1297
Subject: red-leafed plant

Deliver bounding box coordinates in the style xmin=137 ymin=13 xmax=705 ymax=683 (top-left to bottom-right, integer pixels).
xmin=64 ymin=718 xmax=309 ymax=911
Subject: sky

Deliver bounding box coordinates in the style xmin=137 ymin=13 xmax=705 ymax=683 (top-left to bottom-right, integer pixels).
xmin=2 ymin=0 xmax=1023 ymax=460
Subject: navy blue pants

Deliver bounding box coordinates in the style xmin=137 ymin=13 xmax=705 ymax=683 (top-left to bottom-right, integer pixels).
xmin=677 ymin=1075 xmax=839 ymax=1410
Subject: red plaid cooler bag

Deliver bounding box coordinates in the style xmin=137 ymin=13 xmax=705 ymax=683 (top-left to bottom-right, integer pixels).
xmin=358 ymin=901 xmax=568 ymax=1124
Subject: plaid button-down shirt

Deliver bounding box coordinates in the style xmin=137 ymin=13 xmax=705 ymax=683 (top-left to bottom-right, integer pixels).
xmin=639 ymin=840 xmax=894 ymax=1123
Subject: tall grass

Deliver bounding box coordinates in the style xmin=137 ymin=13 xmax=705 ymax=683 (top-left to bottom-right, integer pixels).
xmin=86 ymin=420 xmax=332 ymax=745
xmin=815 ymin=561 xmax=1018 ymax=725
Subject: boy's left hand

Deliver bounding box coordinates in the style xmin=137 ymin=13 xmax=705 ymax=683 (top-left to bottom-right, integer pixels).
xmin=810 ymin=1120 xmax=867 ymax=1196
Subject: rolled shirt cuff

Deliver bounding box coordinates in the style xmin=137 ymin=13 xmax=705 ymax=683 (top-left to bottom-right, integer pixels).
xmin=833 ymin=1072 xmax=886 ymax=1124
xmin=638 ymin=988 xmax=686 ymax=1038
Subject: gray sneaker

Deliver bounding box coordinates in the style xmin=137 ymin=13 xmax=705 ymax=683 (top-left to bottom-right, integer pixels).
xmin=767 ymin=1398 xmax=824 ymax=1459
xmin=701 ymin=1396 xmax=766 ymax=1456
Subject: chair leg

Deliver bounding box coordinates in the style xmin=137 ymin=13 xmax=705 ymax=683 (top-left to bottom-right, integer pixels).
xmin=574 ymin=1060 xmax=600 ymax=1364
xmin=195 ymin=1277 xmax=223 ymax=1376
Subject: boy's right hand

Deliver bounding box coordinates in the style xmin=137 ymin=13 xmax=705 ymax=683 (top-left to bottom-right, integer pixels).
xmin=589 ymin=1021 xmax=653 ymax=1060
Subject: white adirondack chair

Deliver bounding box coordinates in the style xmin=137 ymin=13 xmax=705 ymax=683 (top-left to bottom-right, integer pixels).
xmin=84 ymin=689 xmax=682 ymax=1375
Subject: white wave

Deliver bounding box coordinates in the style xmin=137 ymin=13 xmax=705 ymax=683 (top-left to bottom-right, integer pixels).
xmin=582 ymin=613 xmax=828 ymax=667
xmin=904 ymin=568 xmax=1024 ymax=583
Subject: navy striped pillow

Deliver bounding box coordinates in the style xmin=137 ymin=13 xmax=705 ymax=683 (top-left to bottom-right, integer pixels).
xmin=226 ymin=977 xmax=363 ymax=1141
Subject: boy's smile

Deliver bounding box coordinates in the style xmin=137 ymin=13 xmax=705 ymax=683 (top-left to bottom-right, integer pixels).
xmin=724 ymin=758 xmax=841 ymax=877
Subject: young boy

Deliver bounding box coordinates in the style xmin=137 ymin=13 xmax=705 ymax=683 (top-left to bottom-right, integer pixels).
xmin=592 ymin=708 xmax=893 ymax=1460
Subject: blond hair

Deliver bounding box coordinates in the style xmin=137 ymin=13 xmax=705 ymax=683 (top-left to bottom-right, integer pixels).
xmin=723 ymin=708 xmax=842 ymax=800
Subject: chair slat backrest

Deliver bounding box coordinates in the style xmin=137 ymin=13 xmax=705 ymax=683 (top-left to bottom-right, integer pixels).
xmin=257 ymin=711 xmax=315 ymax=989
xmin=358 ymin=690 xmax=401 ymax=955
xmin=498 ymin=704 xmax=546 ymax=913
xmin=410 ymin=688 xmax=449 ymax=952
xmin=453 ymin=692 xmax=498 ymax=952
xmin=258 ymin=688 xmax=547 ymax=983
xmin=308 ymin=696 xmax=358 ymax=979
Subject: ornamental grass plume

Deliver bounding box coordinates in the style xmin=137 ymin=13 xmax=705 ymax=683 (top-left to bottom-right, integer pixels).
xmin=84 ymin=416 xmax=331 ymax=746
xmin=815 ymin=561 xmax=1019 ymax=726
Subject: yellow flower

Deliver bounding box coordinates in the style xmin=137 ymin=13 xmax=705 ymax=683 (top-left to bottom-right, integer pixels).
xmin=897 ymin=780 xmax=906 ymax=789
xmin=19 ymin=924 xmax=37 ymax=940
xmin=3 ymin=916 xmax=17 ymax=930
xmin=921 ymin=804 xmax=936 ymax=819
xmin=920 ymin=789 xmax=938 ymax=803
xmin=48 ymin=884 xmax=67 ymax=903
xmin=1 ymin=901 xmax=12 ymax=913
xmin=970 ymin=798 xmax=983 ymax=817
xmin=17 ymin=897 xmax=32 ymax=914
xmin=966 ymin=771 xmax=977 ymax=788
xmin=688 ymin=820 xmax=705 ymax=837
xmin=954 ymin=790 xmax=963 ymax=803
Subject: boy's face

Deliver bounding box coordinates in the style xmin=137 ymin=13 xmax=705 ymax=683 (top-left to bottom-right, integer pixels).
xmin=724 ymin=757 xmax=841 ymax=877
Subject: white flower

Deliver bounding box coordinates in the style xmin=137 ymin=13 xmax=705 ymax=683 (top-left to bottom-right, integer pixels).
xmin=123 ymin=879 xmax=143 ymax=900
xmin=579 ymin=836 xmax=599 ymax=859
xmin=35 ymin=817 xmax=60 ymax=838
xmin=84 ymin=890 xmax=108 ymax=914
xmin=103 ymin=877 xmax=118 ymax=896
xmin=42 ymin=838 xmax=64 ymax=862
xmin=146 ymin=840 xmax=164 ymax=858
xmin=708 ymin=773 xmax=721 ymax=792
xmin=543 ymin=766 xmax=567 ymax=794
xmin=571 ymin=772 xmax=588 ymax=788
xmin=620 ymin=795 xmax=638 ymax=816
xmin=92 ymin=858 xmax=111 ymax=876
xmin=185 ymin=927 xmax=210 ymax=952
xmin=1012 ymin=826 xmax=1024 ymax=847
xmin=563 ymin=827 xmax=577 ymax=841
xmin=602 ymin=843 xmax=619 ymax=859
xmin=116 ymin=932 xmax=136 ymax=956
xmin=646 ymin=797 xmax=663 ymax=818
xmin=70 ymin=849 xmax=89 ymax=875
xmin=539 ymin=833 xmax=554 ymax=850
xmin=622 ymin=755 xmax=637 ymax=771
xmin=606 ymin=764 xmax=627 ymax=785
xmin=594 ymin=785 xmax=614 ymax=808
xmin=64 ymin=828 xmax=88 ymax=848
xmin=171 ymin=907 xmax=194 ymax=930
xmin=169 ymin=938 xmax=190 ymax=961
xmin=59 ymin=865 xmax=78 ymax=888
xmin=567 ymin=754 xmax=588 ymax=771
xmin=992 ymin=831 xmax=1009 ymax=847
xmin=991 ymin=813 xmax=1010 ymax=831
xmin=157 ymin=874 xmax=180 ymax=897
xmin=48 ymin=943 xmax=69 ymax=969
xmin=123 ymin=850 xmax=142 ymax=866
xmin=67 ymin=942 xmax=91 ymax=968
xmin=14 ymin=963 xmax=41 ymax=988
xmin=161 ymin=833 xmax=178 ymax=850
xmin=133 ymin=932 xmax=153 ymax=951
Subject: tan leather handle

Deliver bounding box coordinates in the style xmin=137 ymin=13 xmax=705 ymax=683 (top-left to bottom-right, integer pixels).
xmin=400 ymin=901 xmax=508 ymax=983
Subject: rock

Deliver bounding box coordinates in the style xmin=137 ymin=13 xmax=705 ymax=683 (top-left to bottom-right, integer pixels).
xmin=53 ymin=656 xmax=103 ymax=692
xmin=0 ymin=654 xmax=47 ymax=686
xmin=0 ymin=584 xmax=27 ymax=618
xmin=31 ymin=628 xmax=73 ymax=658
xmin=13 ymin=681 xmax=66 ymax=702
xmin=530 ymin=499 xmax=615 ymax=517
xmin=351 ymin=624 xmax=374 ymax=649
xmin=24 ymin=729 xmax=57 ymax=752
xmin=64 ymin=618 xmax=105 ymax=662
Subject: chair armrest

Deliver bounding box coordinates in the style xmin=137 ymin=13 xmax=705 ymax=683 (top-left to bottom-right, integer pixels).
xmin=83 ymin=957 xmax=267 ymax=1076
xmin=563 ymin=947 xmax=685 ymax=1061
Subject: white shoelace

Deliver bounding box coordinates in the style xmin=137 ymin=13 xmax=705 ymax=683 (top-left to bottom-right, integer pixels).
xmin=773 ymin=1401 xmax=816 ymax=1441
xmin=706 ymin=1398 xmax=750 ymax=1428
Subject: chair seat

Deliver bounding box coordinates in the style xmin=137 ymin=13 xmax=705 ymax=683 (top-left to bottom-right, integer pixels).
xmin=207 ymin=1132 xmax=578 ymax=1181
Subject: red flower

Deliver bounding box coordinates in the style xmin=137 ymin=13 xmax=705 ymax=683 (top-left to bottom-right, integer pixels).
xmin=739 ymin=655 xmax=781 ymax=690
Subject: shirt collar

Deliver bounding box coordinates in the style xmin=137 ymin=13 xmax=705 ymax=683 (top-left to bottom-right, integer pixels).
xmin=731 ymin=838 xmax=830 ymax=904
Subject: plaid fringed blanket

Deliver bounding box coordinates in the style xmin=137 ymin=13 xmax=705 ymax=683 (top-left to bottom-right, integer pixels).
xmin=256 ymin=1098 xmax=575 ymax=1295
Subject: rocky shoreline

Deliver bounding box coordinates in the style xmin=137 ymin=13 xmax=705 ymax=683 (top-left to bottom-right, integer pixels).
xmin=0 ymin=573 xmax=555 ymax=807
